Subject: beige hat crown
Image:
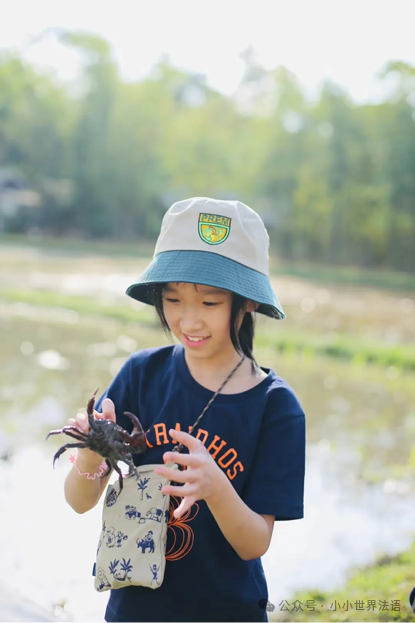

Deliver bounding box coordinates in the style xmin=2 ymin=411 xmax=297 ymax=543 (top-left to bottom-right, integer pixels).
xmin=155 ymin=197 xmax=270 ymax=275
xmin=126 ymin=197 xmax=285 ymax=320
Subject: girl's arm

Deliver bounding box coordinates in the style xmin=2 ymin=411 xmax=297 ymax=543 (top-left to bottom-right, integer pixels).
xmin=155 ymin=429 xmax=275 ymax=561
xmin=64 ymin=450 xmax=112 ymax=514
xmin=63 ymin=399 xmax=116 ymax=513
xmin=205 ymin=476 xmax=274 ymax=560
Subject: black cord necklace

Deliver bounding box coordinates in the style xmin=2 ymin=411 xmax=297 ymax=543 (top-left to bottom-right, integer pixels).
xmin=172 ymin=354 xmax=246 ymax=455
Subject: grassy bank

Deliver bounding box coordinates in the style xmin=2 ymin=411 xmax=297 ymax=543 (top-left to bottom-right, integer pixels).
xmin=269 ymin=540 xmax=415 ymax=622
xmin=270 ymin=260 xmax=415 ymax=293
xmin=3 ymin=288 xmax=415 ymax=372
xmin=2 ymin=233 xmax=415 ymax=291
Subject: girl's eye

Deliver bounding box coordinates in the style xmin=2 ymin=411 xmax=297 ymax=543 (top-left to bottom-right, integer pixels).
xmin=164 ymin=298 xmax=218 ymax=307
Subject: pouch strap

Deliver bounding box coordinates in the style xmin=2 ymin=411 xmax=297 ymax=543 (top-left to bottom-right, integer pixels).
xmin=172 ymin=354 xmax=246 ymax=456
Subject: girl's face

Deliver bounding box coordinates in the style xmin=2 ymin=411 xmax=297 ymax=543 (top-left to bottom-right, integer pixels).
xmin=162 ymin=282 xmax=252 ymax=364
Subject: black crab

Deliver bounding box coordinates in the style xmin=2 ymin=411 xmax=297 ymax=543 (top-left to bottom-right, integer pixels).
xmin=46 ymin=389 xmax=147 ymax=493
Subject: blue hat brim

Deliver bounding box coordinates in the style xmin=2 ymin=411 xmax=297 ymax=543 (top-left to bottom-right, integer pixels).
xmin=125 ymin=251 xmax=285 ymax=320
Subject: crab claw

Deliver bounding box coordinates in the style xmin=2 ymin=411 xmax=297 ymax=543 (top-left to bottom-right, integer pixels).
xmin=87 ymin=388 xmax=99 ymax=416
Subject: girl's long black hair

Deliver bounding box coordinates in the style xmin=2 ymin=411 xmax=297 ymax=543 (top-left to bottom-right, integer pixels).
xmin=153 ymin=283 xmax=260 ymax=375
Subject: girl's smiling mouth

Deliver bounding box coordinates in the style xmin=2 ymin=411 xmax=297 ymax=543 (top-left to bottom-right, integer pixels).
xmin=183 ymin=335 xmax=211 ymax=347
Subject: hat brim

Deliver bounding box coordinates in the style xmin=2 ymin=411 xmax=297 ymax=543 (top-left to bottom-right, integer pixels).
xmin=125 ymin=251 xmax=285 ymax=320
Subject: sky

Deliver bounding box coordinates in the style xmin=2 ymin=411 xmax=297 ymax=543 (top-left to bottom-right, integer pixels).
xmin=1 ymin=0 xmax=415 ymax=103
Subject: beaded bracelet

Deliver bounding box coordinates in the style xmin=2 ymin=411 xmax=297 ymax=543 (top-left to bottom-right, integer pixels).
xmin=69 ymin=453 xmax=107 ymax=480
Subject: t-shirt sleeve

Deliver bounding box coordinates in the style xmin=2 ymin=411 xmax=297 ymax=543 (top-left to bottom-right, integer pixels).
xmin=241 ymin=385 xmax=306 ymax=521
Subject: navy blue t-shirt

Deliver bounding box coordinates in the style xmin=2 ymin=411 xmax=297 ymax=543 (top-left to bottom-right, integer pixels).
xmin=94 ymin=344 xmax=306 ymax=622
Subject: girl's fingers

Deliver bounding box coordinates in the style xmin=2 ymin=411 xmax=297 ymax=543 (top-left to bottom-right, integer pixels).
xmin=163 ymin=452 xmax=200 ymax=468
xmin=169 ymin=429 xmax=205 ymax=452
xmin=67 ymin=417 xmax=85 ymax=433
xmin=69 ymin=398 xmax=115 ymax=432
xmin=75 ymin=412 xmax=89 ymax=432
xmin=94 ymin=400 xmax=116 ymax=422
xmin=155 ymin=465 xmax=199 ymax=483
xmin=174 ymin=498 xmax=194 ymax=519
xmin=94 ymin=410 xmax=114 ymax=422
xmin=102 ymin=398 xmax=116 ymax=421
xmin=162 ymin=483 xmax=197 ymax=497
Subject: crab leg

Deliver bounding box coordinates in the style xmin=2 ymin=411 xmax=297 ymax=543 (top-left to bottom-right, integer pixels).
xmin=122 ymin=452 xmax=139 ymax=480
xmin=52 ymin=442 xmax=86 ymax=467
xmin=112 ymin=462 xmax=125 ymax=493
xmin=102 ymin=459 xmax=113 ymax=479
xmin=60 ymin=431 xmax=88 ymax=442
xmin=46 ymin=426 xmax=88 ymax=441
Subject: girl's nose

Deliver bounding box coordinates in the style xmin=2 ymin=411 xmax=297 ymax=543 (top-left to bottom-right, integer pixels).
xmin=180 ymin=315 xmax=204 ymax=334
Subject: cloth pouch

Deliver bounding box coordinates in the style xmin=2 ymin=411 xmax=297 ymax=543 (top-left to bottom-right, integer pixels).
xmin=92 ymin=354 xmax=246 ymax=592
xmin=94 ymin=462 xmax=179 ymax=591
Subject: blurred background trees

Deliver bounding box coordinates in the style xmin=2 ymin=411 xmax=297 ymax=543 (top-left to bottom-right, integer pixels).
xmin=0 ymin=30 xmax=414 ymax=272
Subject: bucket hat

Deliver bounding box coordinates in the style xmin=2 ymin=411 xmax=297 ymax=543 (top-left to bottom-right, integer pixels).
xmin=126 ymin=197 xmax=285 ymax=320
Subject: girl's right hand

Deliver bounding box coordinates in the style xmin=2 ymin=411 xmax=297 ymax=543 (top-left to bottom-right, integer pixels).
xmin=66 ymin=398 xmax=116 ymax=468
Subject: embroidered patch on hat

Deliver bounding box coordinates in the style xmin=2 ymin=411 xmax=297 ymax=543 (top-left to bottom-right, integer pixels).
xmin=198 ymin=213 xmax=231 ymax=245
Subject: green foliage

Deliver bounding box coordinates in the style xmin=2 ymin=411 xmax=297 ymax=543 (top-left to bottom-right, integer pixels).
xmin=269 ymin=540 xmax=415 ymax=622
xmin=0 ymin=31 xmax=414 ymax=271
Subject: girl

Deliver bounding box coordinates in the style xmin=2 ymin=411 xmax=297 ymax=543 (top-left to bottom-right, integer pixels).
xmin=64 ymin=197 xmax=306 ymax=622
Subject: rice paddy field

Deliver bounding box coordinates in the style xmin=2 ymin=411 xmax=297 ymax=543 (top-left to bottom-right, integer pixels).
xmin=1 ymin=235 xmax=415 ymax=622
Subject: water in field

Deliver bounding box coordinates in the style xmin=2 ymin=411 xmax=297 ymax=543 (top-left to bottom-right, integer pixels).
xmin=1 ymin=245 xmax=415 ymax=621
xmin=0 ymin=310 xmax=414 ymax=621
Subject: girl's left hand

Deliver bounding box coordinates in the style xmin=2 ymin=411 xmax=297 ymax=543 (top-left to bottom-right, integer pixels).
xmin=154 ymin=429 xmax=227 ymax=519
